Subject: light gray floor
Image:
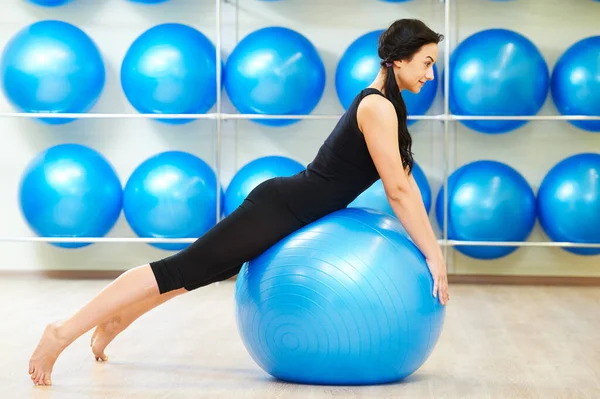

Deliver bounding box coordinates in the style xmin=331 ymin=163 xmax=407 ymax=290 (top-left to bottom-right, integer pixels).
xmin=3 ymin=276 xmax=600 ymax=398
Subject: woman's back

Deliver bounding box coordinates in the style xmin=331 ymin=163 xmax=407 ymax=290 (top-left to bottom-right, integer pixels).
xmin=274 ymin=88 xmax=386 ymax=223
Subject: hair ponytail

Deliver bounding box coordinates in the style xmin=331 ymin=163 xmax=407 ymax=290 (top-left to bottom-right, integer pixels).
xmin=381 ymin=61 xmax=413 ymax=174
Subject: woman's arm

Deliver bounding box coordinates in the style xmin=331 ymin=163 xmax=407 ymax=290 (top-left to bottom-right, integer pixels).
xmin=357 ymin=95 xmax=449 ymax=305
xmin=406 ymin=170 xmax=436 ymax=238
xmin=406 ymin=169 xmax=428 ymax=212
xmin=406 ymin=171 xmax=448 ymax=303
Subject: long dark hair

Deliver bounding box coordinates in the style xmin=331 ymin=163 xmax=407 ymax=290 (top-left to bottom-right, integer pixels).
xmin=378 ymin=19 xmax=443 ymax=174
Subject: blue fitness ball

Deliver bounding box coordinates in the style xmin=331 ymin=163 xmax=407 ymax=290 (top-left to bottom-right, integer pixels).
xmin=551 ymin=36 xmax=600 ymax=132
xmin=224 ymin=27 xmax=326 ymax=126
xmin=349 ymin=161 xmax=432 ymax=214
xmin=19 ymin=144 xmax=122 ymax=248
xmin=336 ymin=30 xmax=438 ymax=126
xmin=26 ymin=0 xmax=72 ymax=6
xmin=123 ymin=151 xmax=222 ymax=251
xmin=448 ymin=29 xmax=549 ymax=134
xmin=435 ymin=160 xmax=537 ymax=259
xmin=537 ymin=153 xmax=600 ymax=255
xmin=121 ymin=23 xmax=220 ymax=124
xmin=235 ymin=207 xmax=445 ymax=385
xmin=1 ymin=20 xmax=105 ymax=124
xmin=224 ymin=156 xmax=305 ymax=217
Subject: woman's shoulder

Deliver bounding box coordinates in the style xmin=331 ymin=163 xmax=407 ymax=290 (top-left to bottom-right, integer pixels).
xmin=356 ymin=89 xmax=396 ymax=123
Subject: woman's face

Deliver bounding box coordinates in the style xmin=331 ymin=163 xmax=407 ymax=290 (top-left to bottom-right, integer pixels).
xmin=393 ymin=43 xmax=438 ymax=94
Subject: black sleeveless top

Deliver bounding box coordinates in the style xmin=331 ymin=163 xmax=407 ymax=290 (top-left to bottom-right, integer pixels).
xmin=274 ymin=88 xmax=385 ymax=223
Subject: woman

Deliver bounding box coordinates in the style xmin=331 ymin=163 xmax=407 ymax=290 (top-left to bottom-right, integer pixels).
xmin=29 ymin=18 xmax=448 ymax=386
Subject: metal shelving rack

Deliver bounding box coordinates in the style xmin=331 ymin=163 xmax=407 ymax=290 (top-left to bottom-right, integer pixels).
xmin=0 ymin=0 xmax=599 ymax=261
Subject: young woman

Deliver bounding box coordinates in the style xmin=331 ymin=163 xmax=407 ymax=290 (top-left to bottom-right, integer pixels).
xmin=28 ymin=18 xmax=448 ymax=386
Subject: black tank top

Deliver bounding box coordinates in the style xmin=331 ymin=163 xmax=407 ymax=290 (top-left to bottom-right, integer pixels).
xmin=274 ymin=88 xmax=385 ymax=223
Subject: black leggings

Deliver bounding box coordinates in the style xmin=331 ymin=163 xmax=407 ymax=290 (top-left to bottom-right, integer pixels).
xmin=149 ymin=178 xmax=307 ymax=294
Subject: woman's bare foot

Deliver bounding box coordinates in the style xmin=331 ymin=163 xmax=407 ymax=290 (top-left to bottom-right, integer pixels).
xmin=90 ymin=316 xmax=129 ymax=362
xmin=90 ymin=287 xmax=187 ymax=362
xmin=29 ymin=322 xmax=70 ymax=386
xmin=26 ymin=265 xmax=161 ymax=386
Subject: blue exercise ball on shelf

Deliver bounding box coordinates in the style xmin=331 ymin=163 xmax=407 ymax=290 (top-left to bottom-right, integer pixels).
xmin=121 ymin=23 xmax=220 ymax=124
xmin=551 ymin=36 xmax=600 ymax=132
xmin=335 ymin=30 xmax=438 ymax=125
xmin=0 ymin=20 xmax=105 ymax=124
xmin=19 ymin=144 xmax=122 ymax=249
xmin=235 ymin=207 xmax=445 ymax=385
xmin=537 ymin=153 xmax=600 ymax=256
xmin=349 ymin=161 xmax=432 ymax=215
xmin=435 ymin=160 xmax=536 ymax=259
xmin=224 ymin=156 xmax=305 ymax=217
xmin=448 ymin=29 xmax=549 ymax=134
xmin=224 ymin=27 xmax=326 ymax=126
xmin=26 ymin=0 xmax=72 ymax=6
xmin=123 ymin=151 xmax=223 ymax=251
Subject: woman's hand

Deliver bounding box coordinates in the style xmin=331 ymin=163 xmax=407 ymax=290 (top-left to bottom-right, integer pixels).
xmin=426 ymin=257 xmax=449 ymax=305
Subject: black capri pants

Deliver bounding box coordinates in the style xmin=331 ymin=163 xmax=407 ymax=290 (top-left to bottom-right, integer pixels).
xmin=149 ymin=178 xmax=307 ymax=294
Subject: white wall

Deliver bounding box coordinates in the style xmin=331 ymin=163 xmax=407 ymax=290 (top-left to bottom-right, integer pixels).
xmin=451 ymin=0 xmax=600 ymax=276
xmin=0 ymin=0 xmax=598 ymax=277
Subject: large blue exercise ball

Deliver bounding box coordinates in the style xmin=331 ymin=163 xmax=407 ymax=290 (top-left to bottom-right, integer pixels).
xmin=1 ymin=20 xmax=105 ymax=124
xmin=435 ymin=160 xmax=536 ymax=259
xmin=349 ymin=161 xmax=432 ymax=214
xmin=123 ymin=151 xmax=222 ymax=251
xmin=551 ymin=36 xmax=600 ymax=132
xmin=235 ymin=207 xmax=445 ymax=385
xmin=19 ymin=144 xmax=122 ymax=249
xmin=537 ymin=153 xmax=600 ymax=256
xmin=448 ymin=29 xmax=549 ymax=134
xmin=224 ymin=27 xmax=326 ymax=126
xmin=121 ymin=23 xmax=220 ymax=124
xmin=224 ymin=156 xmax=304 ymax=217
xmin=335 ymin=30 xmax=438 ymax=125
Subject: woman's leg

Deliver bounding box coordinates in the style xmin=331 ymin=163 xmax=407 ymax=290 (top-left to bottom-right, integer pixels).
xmin=90 ymin=267 xmax=238 ymax=362
xmin=29 ymin=264 xmax=160 ymax=386
xmin=91 ymin=287 xmax=187 ymax=362
xmin=28 ymin=178 xmax=306 ymax=386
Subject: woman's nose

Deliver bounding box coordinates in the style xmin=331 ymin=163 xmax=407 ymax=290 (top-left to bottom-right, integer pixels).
xmin=425 ymin=66 xmax=435 ymax=80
